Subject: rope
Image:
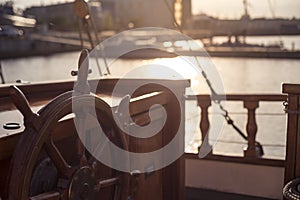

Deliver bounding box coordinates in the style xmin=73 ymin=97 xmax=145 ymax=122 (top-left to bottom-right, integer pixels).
xmin=283 ymin=178 xmax=300 ymax=200
xmin=0 ymin=62 xmax=4 ymax=84
xmin=74 ymin=0 xmax=112 ymax=76
xmin=163 ymin=0 xmax=264 ymax=156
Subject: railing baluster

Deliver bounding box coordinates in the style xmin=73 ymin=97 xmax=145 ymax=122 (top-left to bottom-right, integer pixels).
xmin=189 ymin=94 xmax=286 ymax=158
xmin=243 ymin=100 xmax=259 ymax=158
xmin=197 ymin=96 xmax=211 ymax=153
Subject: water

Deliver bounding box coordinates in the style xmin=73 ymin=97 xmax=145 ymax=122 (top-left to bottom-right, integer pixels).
xmin=211 ymin=35 xmax=300 ymax=51
xmin=1 ymin=46 xmax=300 ymax=160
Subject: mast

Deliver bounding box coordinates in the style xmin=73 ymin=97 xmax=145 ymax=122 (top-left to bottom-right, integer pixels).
xmin=243 ymin=0 xmax=248 ymax=17
xmin=242 ymin=0 xmax=250 ymax=20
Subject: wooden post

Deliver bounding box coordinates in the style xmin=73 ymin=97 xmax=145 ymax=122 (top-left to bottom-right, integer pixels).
xmin=283 ymin=84 xmax=300 ymax=184
xmin=197 ymin=96 xmax=211 ymax=154
xmin=197 ymin=96 xmax=212 ymax=154
xmin=243 ymin=100 xmax=259 ymax=158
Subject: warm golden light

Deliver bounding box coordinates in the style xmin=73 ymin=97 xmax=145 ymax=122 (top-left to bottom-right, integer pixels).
xmin=174 ymin=0 xmax=182 ymax=25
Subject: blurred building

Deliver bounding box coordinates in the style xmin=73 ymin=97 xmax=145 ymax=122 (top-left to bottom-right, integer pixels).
xmin=190 ymin=14 xmax=300 ymax=37
xmin=25 ymin=2 xmax=76 ymax=31
xmin=101 ymin=0 xmax=191 ymax=30
xmin=24 ymin=0 xmax=192 ymax=31
xmin=114 ymin=0 xmax=174 ymax=28
xmin=25 ymin=1 xmax=102 ymax=31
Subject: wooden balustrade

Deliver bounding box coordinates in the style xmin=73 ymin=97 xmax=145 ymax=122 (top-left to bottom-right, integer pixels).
xmin=191 ymin=94 xmax=287 ymax=159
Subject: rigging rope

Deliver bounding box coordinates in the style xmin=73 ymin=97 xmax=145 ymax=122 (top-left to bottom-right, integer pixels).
xmin=163 ymin=0 xmax=264 ymax=156
xmin=0 ymin=62 xmax=4 ymax=84
xmin=74 ymin=0 xmax=111 ymax=76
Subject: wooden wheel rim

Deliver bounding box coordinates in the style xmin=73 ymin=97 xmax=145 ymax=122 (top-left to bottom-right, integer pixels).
xmin=9 ymin=93 xmax=128 ymax=200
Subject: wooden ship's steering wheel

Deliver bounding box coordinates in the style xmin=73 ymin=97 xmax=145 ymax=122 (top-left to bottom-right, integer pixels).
xmin=7 ymin=50 xmax=129 ymax=200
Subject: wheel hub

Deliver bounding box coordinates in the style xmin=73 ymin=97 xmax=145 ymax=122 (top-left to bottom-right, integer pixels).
xmin=68 ymin=166 xmax=97 ymax=200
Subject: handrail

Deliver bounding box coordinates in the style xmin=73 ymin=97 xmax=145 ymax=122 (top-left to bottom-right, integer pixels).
xmin=0 ymin=78 xmax=190 ymax=111
xmin=188 ymin=94 xmax=287 ymax=159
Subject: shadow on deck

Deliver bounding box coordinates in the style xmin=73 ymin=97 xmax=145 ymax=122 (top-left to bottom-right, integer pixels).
xmin=185 ymin=187 xmax=274 ymax=200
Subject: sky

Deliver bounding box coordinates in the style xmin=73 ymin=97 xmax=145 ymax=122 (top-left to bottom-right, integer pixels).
xmin=1 ymin=0 xmax=300 ymax=19
xmin=192 ymin=0 xmax=300 ymax=19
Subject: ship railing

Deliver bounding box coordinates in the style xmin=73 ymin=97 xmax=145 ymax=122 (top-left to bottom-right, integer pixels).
xmin=185 ymin=93 xmax=287 ymax=166
xmin=0 ymin=82 xmax=288 ymax=166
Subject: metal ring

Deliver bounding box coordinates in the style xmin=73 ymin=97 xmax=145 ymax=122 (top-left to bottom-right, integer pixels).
xmin=3 ymin=122 xmax=21 ymax=130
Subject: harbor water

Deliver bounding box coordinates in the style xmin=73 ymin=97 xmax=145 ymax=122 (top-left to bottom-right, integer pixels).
xmin=1 ymin=39 xmax=300 ymax=160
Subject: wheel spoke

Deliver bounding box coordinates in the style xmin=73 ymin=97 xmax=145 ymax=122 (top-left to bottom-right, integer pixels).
xmin=75 ymin=115 xmax=90 ymax=167
xmin=45 ymin=139 xmax=73 ymax=178
xmin=94 ymin=176 xmax=120 ymax=191
xmin=29 ymin=191 xmax=60 ymax=200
